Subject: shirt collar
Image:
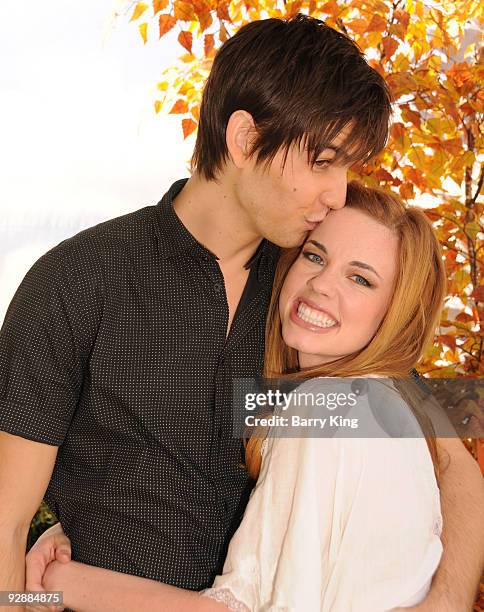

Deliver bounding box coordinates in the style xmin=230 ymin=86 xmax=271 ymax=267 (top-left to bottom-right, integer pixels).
xmin=154 ymin=178 xmax=280 ymax=279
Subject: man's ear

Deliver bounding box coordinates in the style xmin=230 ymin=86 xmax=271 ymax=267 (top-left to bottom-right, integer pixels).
xmin=226 ymin=110 xmax=257 ymax=168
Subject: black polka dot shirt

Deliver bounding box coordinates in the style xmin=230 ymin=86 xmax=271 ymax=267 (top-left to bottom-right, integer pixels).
xmin=0 ymin=179 xmax=279 ymax=590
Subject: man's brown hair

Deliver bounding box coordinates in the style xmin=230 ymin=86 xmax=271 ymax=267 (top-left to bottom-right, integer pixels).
xmin=192 ymin=14 xmax=392 ymax=180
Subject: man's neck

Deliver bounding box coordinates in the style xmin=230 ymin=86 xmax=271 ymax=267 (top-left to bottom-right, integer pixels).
xmin=172 ymin=172 xmax=263 ymax=268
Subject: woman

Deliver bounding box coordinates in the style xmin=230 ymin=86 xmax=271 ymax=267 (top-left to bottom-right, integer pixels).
xmin=33 ymin=181 xmax=446 ymax=611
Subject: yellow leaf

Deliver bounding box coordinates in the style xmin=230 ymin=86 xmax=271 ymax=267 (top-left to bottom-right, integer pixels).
xmin=139 ymin=22 xmax=148 ymax=44
xmin=153 ymin=0 xmax=168 ymax=13
xmin=159 ymin=14 xmax=176 ymax=37
xmin=157 ymin=81 xmax=169 ymax=91
xmin=180 ymin=52 xmax=196 ymax=63
xmin=178 ymin=30 xmax=193 ymax=53
xmin=178 ymin=82 xmax=192 ymax=95
xmin=392 ymin=53 xmax=410 ymax=72
xmin=154 ymin=100 xmax=162 ymax=114
xmin=170 ymin=99 xmax=189 ymax=114
xmin=130 ymin=2 xmax=149 ymax=21
xmin=182 ymin=118 xmax=197 ymax=138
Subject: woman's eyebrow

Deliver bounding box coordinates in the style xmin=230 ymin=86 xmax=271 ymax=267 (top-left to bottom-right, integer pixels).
xmin=349 ymin=260 xmax=382 ymax=279
xmin=306 ymin=241 xmax=382 ymax=279
xmin=306 ymin=239 xmax=327 ymax=253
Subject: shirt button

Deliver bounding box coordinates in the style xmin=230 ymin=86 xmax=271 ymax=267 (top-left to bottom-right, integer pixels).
xmin=214 ymin=283 xmax=223 ymax=293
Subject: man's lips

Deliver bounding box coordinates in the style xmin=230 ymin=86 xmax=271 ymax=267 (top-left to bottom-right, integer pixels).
xmin=305 ymin=220 xmax=320 ymax=231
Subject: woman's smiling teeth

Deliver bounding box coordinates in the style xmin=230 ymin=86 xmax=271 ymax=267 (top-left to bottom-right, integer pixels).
xmin=297 ymin=302 xmax=337 ymax=328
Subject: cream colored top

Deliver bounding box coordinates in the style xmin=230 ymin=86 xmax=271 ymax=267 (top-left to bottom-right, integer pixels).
xmin=202 ymin=378 xmax=443 ymax=611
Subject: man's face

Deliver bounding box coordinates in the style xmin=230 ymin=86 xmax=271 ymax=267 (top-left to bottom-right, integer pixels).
xmin=234 ymin=127 xmax=353 ymax=248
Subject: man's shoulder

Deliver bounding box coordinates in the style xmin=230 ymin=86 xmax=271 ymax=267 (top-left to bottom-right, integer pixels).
xmin=41 ymin=202 xmax=161 ymax=271
xmin=20 ymin=201 xmax=164 ymax=297
xmin=64 ymin=203 xmax=158 ymax=254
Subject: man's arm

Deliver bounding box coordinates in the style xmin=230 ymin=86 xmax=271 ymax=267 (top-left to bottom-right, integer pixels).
xmin=43 ymin=560 xmax=227 ymax=612
xmin=397 ymin=437 xmax=484 ymax=612
xmin=0 ymin=431 xmax=58 ymax=608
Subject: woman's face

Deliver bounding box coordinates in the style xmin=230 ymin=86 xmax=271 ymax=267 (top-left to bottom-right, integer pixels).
xmin=279 ymin=207 xmax=399 ymax=368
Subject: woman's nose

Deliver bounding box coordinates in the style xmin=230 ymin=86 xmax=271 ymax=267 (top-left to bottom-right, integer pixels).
xmin=307 ymin=268 xmax=337 ymax=298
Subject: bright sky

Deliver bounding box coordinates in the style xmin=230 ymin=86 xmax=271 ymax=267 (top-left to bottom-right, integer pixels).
xmin=0 ymin=0 xmax=194 ymax=320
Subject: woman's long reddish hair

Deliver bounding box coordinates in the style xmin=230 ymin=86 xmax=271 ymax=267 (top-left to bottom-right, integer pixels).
xmin=245 ymin=181 xmax=447 ymax=480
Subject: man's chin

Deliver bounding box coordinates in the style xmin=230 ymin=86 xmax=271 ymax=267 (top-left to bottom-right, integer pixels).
xmin=270 ymin=231 xmax=308 ymax=249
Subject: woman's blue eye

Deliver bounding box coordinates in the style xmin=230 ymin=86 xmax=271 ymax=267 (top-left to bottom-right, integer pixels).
xmin=352 ymin=274 xmax=371 ymax=287
xmin=302 ymin=251 xmax=324 ymax=265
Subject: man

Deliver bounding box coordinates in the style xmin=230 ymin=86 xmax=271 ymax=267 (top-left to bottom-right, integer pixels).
xmin=0 ymin=14 xmax=482 ymax=611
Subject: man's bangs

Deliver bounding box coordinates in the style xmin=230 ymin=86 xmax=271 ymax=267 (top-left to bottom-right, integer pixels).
xmin=304 ymin=114 xmax=387 ymax=168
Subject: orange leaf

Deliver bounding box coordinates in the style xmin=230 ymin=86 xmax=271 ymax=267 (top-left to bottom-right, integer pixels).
xmin=320 ymin=1 xmax=338 ymax=15
xmin=220 ymin=22 xmax=228 ymax=42
xmin=217 ymin=1 xmax=231 ymax=21
xmin=130 ymin=2 xmax=149 ymax=21
xmin=139 ymin=22 xmax=148 ymax=44
xmin=367 ymin=14 xmax=387 ymax=33
xmin=399 ymin=182 xmax=414 ymax=200
xmin=390 ymin=122 xmax=405 ymax=139
xmin=456 ymin=312 xmax=474 ymax=323
xmin=178 ymin=30 xmax=193 ymax=53
xmin=159 ymin=14 xmax=176 ymax=37
xmin=204 ymin=33 xmax=215 ymax=56
xmin=170 ymin=99 xmax=189 ymax=114
xmin=174 ymin=0 xmax=196 ymax=21
xmin=382 ymin=37 xmax=398 ymax=58
xmin=182 ymin=118 xmax=197 ymax=138
xmin=472 ymin=286 xmax=484 ymax=303
xmin=374 ymin=168 xmax=393 ymax=182
xmin=401 ymin=106 xmax=421 ymax=127
xmin=439 ymin=335 xmax=456 ymax=350
xmin=198 ymin=9 xmax=212 ymax=32
xmin=347 ymin=19 xmax=369 ymax=35
xmin=424 ymin=210 xmax=440 ymax=222
xmin=153 ymin=0 xmax=168 ymax=13
xmin=394 ymin=10 xmax=409 ymax=31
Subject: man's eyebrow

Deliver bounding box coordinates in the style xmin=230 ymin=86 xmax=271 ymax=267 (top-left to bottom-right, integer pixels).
xmin=349 ymin=261 xmax=382 ymax=279
xmin=314 ymin=145 xmax=353 ymax=164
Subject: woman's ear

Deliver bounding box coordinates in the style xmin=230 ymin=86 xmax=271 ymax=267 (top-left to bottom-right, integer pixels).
xmin=226 ymin=110 xmax=257 ymax=168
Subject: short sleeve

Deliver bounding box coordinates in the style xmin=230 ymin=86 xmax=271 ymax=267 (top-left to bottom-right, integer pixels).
xmin=0 ymin=245 xmax=99 ymax=445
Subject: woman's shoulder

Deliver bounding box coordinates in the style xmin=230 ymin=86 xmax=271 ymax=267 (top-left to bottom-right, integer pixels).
xmin=280 ymin=376 xmax=424 ymax=439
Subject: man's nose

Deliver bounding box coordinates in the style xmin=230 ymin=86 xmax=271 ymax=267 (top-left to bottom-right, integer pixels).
xmin=321 ymin=167 xmax=348 ymax=210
